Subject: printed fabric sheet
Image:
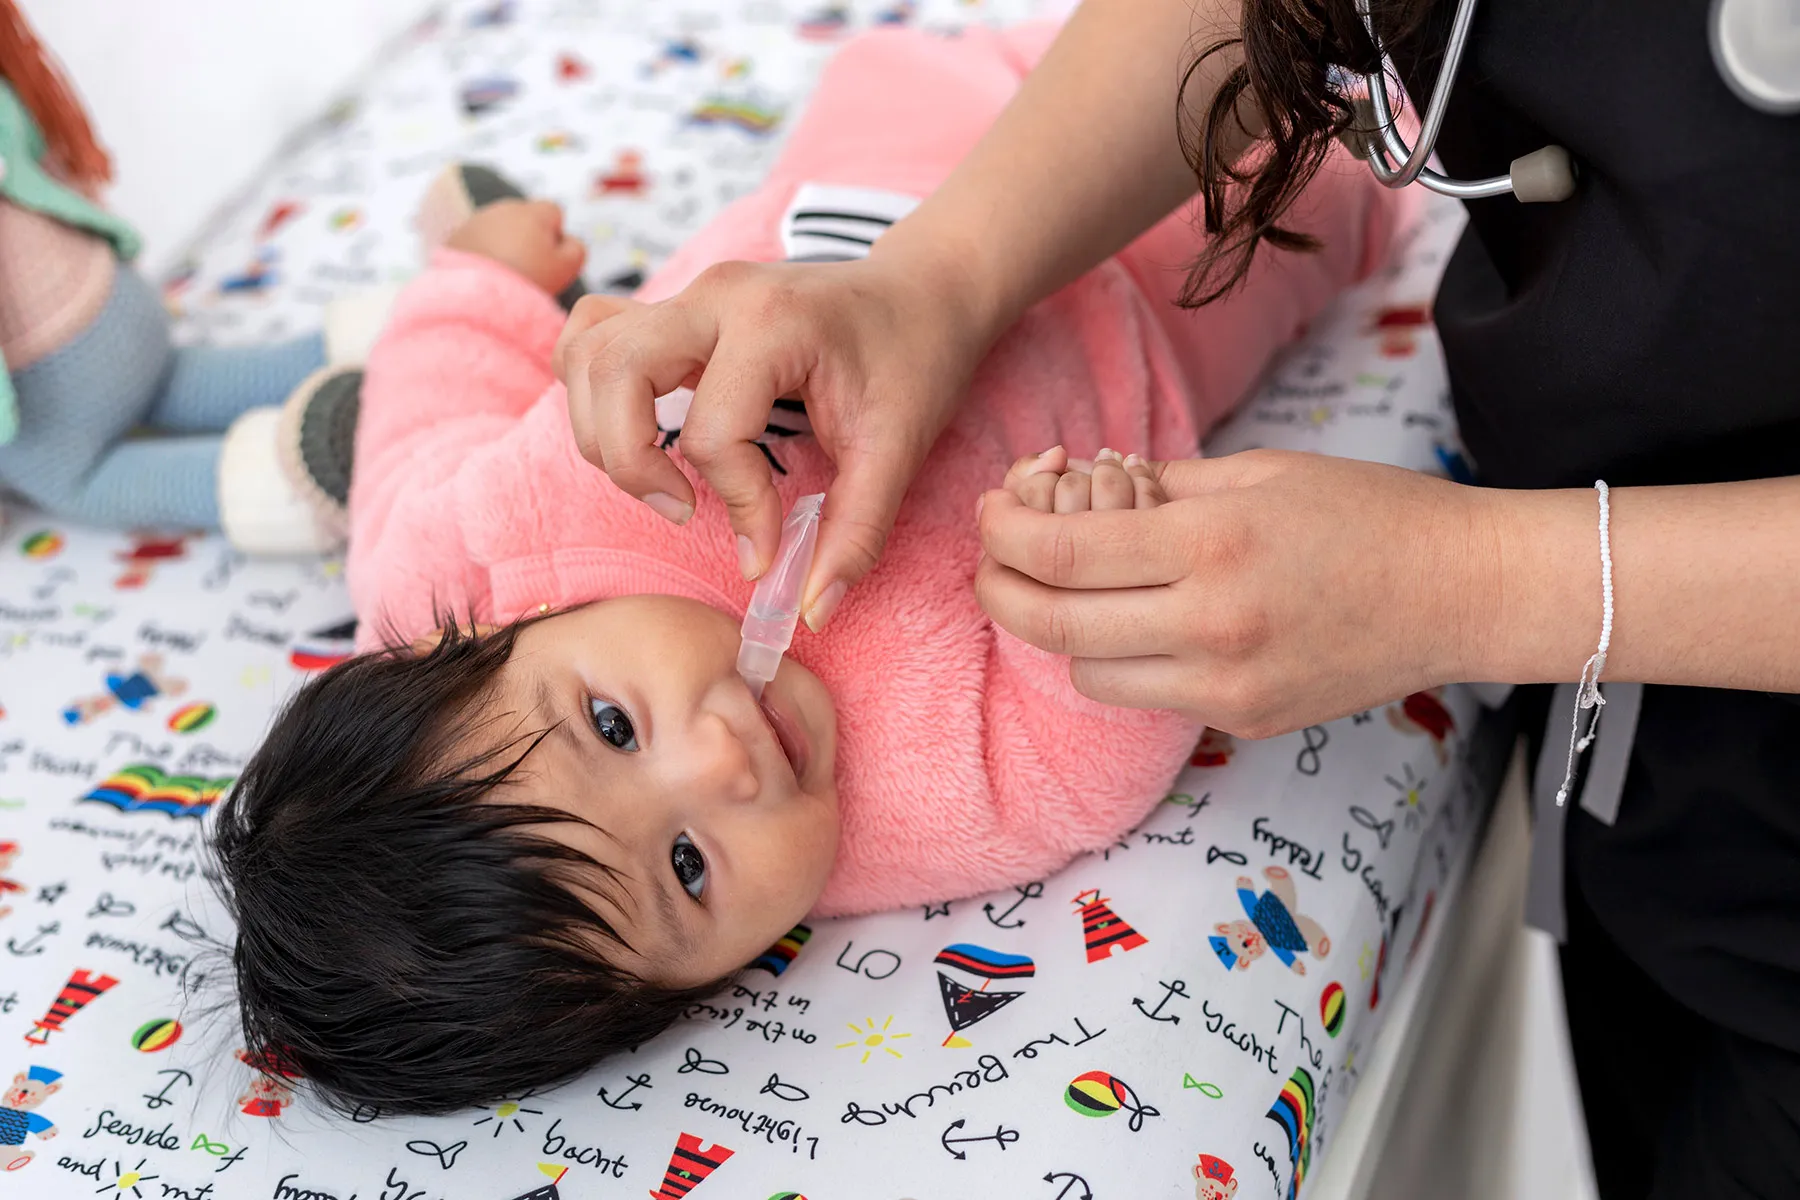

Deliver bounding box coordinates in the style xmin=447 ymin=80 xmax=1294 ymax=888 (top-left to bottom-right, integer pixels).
xmin=0 ymin=2 xmax=1505 ymax=1198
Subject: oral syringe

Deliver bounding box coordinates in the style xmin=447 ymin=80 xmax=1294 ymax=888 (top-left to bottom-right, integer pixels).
xmin=737 ymin=493 xmax=824 ymax=701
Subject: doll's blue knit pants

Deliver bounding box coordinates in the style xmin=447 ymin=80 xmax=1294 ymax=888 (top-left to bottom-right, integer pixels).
xmin=0 ymin=266 xmax=323 ymax=529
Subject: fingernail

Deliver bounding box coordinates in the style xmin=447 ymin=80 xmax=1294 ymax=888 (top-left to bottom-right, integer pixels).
xmin=804 ymin=580 xmax=847 ymax=633
xmin=1097 ymin=447 xmax=1122 ymax=464
xmin=975 ymin=492 xmax=986 ymax=521
xmin=1124 ymin=453 xmax=1145 ymax=469
xmin=642 ymin=492 xmax=693 ymax=526
xmin=1037 ymin=445 xmax=1063 ymax=460
xmin=737 ymin=534 xmax=762 ymax=581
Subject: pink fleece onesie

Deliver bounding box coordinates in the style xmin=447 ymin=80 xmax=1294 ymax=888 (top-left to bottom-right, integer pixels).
xmin=347 ymin=24 xmax=1405 ymax=918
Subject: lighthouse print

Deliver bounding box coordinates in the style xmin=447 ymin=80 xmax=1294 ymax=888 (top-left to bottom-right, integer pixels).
xmin=24 ymin=969 xmax=118 ymax=1045
xmin=1072 ymin=889 xmax=1148 ymax=962
xmin=648 ymin=1133 xmax=733 ymax=1199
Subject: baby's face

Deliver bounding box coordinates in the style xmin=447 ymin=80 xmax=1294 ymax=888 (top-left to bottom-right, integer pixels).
xmin=481 ymin=596 xmax=839 ymax=988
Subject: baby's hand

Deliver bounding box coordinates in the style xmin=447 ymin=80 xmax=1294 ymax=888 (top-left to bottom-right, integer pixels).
xmin=1003 ymin=446 xmax=1168 ymax=513
xmin=445 ymin=198 xmax=587 ymax=297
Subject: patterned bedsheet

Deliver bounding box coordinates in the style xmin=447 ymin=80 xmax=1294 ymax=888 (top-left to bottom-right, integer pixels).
xmin=0 ymin=2 xmax=1503 ymax=1197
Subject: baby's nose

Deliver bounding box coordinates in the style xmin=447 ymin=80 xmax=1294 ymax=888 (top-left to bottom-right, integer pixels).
xmin=682 ymin=713 xmax=761 ymax=806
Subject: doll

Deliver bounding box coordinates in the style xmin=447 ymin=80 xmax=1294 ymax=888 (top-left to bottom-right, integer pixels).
xmin=0 ymin=1 xmax=353 ymax=552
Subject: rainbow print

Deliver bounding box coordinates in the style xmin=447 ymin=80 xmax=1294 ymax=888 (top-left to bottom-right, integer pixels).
xmin=20 ymin=530 xmax=64 ymax=559
xmin=80 ymin=763 xmax=234 ymax=819
xmin=1320 ymin=982 xmax=1346 ymax=1037
xmin=688 ymin=96 xmax=783 ymax=136
xmin=166 ymin=702 xmax=216 ymax=733
xmin=1265 ymin=1067 xmax=1316 ymax=1200
xmin=933 ymin=943 xmax=1036 ymax=980
xmin=749 ymin=924 xmax=810 ymax=976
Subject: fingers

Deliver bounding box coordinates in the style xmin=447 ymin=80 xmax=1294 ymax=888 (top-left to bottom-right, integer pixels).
xmin=564 ymin=300 xmax=720 ymax=521
xmin=804 ymin=442 xmax=920 ymax=631
xmin=682 ymin=337 xmax=798 ymax=578
xmin=1151 ymin=449 xmax=1290 ymax=501
xmin=974 ymin=552 xmax=1187 ymax=658
xmin=1090 ymin=448 xmax=1134 ymax=511
xmin=553 ymin=293 xmax=640 ymax=381
xmin=1066 ymin=653 xmax=1199 ymax=711
xmin=977 ymin=487 xmax=1189 ymax=589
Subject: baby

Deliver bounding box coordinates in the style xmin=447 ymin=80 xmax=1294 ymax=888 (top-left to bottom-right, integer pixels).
xmin=213 ymin=24 xmax=1399 ymax=1115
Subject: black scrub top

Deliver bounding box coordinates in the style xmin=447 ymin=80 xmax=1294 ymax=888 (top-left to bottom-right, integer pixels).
xmin=1387 ymin=0 xmax=1800 ymax=1050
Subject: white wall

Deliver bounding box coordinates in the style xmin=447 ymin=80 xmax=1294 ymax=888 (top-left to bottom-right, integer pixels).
xmin=20 ymin=0 xmax=433 ymax=273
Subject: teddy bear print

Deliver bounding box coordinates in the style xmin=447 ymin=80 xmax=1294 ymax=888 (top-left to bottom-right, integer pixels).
xmin=1211 ymin=866 xmax=1331 ymax=976
xmin=234 ymin=1047 xmax=300 ymax=1118
xmin=1 ymin=1065 xmax=62 ymax=1167
xmin=60 ymin=652 xmax=187 ymax=725
xmin=1195 ymin=1153 xmax=1238 ymax=1199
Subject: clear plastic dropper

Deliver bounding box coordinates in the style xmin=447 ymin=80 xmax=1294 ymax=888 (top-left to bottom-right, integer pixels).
xmin=737 ymin=493 xmax=824 ymax=700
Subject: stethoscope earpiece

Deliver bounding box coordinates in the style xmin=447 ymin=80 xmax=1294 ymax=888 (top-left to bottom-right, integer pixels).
xmin=1508 ymin=145 xmax=1577 ymax=203
xmin=1352 ymin=0 xmax=1794 ymax=205
xmin=1710 ymin=0 xmax=1800 ymax=115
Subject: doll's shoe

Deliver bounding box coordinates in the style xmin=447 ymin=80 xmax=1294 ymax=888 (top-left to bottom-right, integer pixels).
xmin=218 ymin=405 xmax=342 ymax=556
xmin=275 ymin=365 xmax=362 ymax=543
xmin=416 ymin=162 xmax=589 ymax=310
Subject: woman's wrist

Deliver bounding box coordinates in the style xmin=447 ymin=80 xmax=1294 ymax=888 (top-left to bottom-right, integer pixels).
xmin=1450 ymin=484 xmax=1610 ymax=687
xmin=869 ymin=213 xmax=1023 ymax=353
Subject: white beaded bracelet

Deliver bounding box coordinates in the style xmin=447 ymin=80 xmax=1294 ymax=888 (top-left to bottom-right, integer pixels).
xmin=1555 ymin=480 xmax=1614 ymax=807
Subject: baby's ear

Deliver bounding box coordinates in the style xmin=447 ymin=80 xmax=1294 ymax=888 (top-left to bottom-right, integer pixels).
xmin=1214 ymin=923 xmax=1231 ymax=935
xmin=43 ymin=1081 xmax=60 ymax=1096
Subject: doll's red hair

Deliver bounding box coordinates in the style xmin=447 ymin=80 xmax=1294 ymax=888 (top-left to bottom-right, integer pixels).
xmin=0 ymin=0 xmax=110 ymax=187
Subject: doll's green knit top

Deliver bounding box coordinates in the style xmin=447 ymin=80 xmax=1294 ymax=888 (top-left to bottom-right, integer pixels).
xmin=0 ymin=78 xmax=141 ymax=444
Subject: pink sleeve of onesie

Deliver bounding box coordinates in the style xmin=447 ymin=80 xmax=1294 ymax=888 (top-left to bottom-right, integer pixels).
xmin=345 ymin=250 xmax=570 ymax=648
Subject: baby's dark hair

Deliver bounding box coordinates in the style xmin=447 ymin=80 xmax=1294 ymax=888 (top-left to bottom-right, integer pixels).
xmin=211 ymin=617 xmax=725 ymax=1116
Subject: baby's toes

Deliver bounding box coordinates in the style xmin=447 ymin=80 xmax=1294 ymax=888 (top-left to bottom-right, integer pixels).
xmin=1015 ymin=469 xmax=1061 ymax=512
xmin=1053 ymin=468 xmax=1093 ymax=514
xmin=1124 ymin=454 xmax=1169 ymax=509
xmin=1003 ymin=446 xmax=1068 ymax=491
xmin=1090 ymin=448 xmax=1135 ymax=511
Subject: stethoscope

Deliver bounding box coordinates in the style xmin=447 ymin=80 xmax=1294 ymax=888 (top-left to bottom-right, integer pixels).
xmin=1348 ymin=0 xmax=1800 ymax=203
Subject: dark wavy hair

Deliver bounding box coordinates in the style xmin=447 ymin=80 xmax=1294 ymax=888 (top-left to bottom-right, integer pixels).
xmin=1179 ymin=0 xmax=1435 ymax=305
xmin=210 ymin=617 xmax=727 ymax=1117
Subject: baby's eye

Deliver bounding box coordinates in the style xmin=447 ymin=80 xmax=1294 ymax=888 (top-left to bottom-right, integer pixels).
xmin=671 ymin=833 xmax=707 ymax=900
xmin=588 ymin=699 xmax=638 ymax=751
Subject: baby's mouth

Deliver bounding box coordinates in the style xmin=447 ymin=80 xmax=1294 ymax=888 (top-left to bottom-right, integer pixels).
xmin=758 ymin=690 xmax=811 ymax=784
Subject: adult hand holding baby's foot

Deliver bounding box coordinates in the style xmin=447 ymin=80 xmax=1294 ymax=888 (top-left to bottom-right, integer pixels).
xmin=1002 ymin=446 xmax=1167 ymax=513
xmin=446 ymin=199 xmax=587 ymax=297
